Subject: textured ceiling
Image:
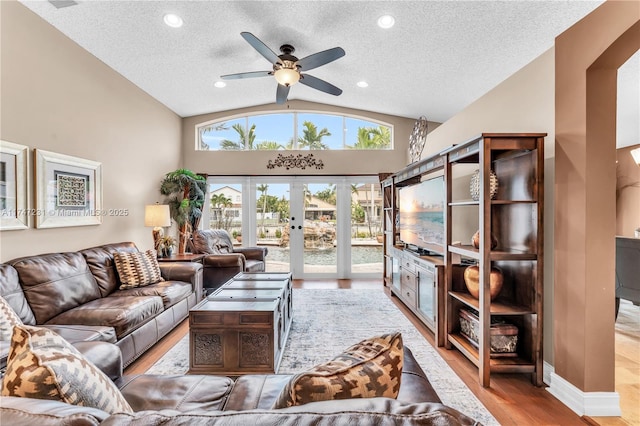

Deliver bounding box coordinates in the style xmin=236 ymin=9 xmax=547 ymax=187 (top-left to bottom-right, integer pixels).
xmin=19 ymin=1 xmax=639 ymax=147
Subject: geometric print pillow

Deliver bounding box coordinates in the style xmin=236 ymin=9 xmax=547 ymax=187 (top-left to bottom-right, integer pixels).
xmin=113 ymin=249 xmax=164 ymax=290
xmin=1 ymin=324 xmax=133 ymax=414
xmin=0 ymin=295 xmax=24 ymax=341
xmin=272 ymin=332 xmax=404 ymax=409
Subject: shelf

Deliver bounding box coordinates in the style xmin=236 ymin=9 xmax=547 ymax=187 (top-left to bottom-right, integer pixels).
xmin=448 ymin=333 xmax=535 ymax=370
xmin=448 ymin=245 xmax=538 ymax=261
xmin=449 ymin=199 xmax=536 ymax=206
xmin=448 ymin=291 xmax=534 ymax=314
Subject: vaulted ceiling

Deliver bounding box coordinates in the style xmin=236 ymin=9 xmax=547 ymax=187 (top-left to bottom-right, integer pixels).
xmin=20 ymin=1 xmax=639 ymax=147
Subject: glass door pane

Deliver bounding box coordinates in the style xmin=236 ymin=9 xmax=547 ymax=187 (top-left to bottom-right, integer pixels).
xmin=208 ymin=182 xmax=243 ymax=241
xmin=303 ymin=182 xmax=337 ymax=274
xmin=254 ymin=182 xmax=290 ymax=272
xmin=350 ymin=182 xmax=384 ymax=275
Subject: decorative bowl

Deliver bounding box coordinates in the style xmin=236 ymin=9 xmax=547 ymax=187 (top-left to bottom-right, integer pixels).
xmin=470 ymin=169 xmax=499 ymax=201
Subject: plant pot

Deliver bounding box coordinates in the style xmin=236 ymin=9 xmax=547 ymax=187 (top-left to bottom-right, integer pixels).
xmin=463 ymin=265 xmax=504 ymax=301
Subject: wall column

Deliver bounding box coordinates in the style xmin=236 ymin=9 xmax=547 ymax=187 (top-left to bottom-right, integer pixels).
xmin=552 ymin=0 xmax=640 ymax=416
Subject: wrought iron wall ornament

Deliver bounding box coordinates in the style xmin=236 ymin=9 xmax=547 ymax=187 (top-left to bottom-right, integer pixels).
xmin=408 ymin=116 xmax=429 ymax=164
xmin=267 ymin=153 xmax=324 ymax=170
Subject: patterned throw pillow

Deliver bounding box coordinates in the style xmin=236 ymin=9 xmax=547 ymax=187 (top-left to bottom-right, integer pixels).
xmin=113 ymin=249 xmax=164 ymax=290
xmin=0 ymin=295 xmax=24 ymax=340
xmin=1 ymin=324 xmax=133 ymax=414
xmin=273 ymin=332 xmax=404 ymax=409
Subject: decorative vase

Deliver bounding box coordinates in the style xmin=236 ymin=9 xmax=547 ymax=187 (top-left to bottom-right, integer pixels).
xmin=463 ymin=265 xmax=504 ymax=301
xmin=161 ymin=246 xmax=173 ymax=258
xmin=469 ymin=169 xmax=499 ymax=201
xmin=471 ymin=230 xmax=498 ymax=249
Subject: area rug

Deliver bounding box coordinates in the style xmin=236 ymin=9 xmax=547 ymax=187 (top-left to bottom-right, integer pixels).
xmin=147 ymin=288 xmax=499 ymax=425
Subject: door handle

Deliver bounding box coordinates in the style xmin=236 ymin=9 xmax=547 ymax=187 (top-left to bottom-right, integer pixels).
xmin=298 ymin=226 xmax=302 ymax=230
xmin=291 ymin=226 xmax=295 ymax=229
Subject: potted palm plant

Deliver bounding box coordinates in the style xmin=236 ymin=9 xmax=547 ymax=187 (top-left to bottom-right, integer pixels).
xmin=159 ymin=169 xmax=207 ymax=254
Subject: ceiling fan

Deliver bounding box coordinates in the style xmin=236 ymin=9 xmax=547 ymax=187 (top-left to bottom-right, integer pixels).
xmin=221 ymin=32 xmax=345 ymax=104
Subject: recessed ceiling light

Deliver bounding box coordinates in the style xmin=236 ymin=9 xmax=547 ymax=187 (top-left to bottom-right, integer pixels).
xmin=214 ymin=81 xmax=226 ymax=88
xmin=163 ymin=13 xmax=183 ymax=28
xmin=377 ymin=15 xmax=395 ymax=29
xmin=357 ymin=81 xmax=369 ymax=88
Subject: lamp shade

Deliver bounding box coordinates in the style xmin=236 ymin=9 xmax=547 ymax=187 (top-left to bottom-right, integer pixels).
xmin=274 ymin=68 xmax=300 ymax=86
xmin=145 ymin=204 xmax=171 ymax=227
xmin=631 ymin=147 xmax=640 ymax=165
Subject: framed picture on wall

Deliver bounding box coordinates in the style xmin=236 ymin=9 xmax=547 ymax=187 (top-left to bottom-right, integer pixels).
xmin=0 ymin=140 xmax=29 ymax=231
xmin=34 ymin=149 xmax=102 ymax=228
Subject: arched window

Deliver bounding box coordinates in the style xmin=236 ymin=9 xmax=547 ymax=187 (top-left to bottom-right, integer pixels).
xmin=196 ymin=111 xmax=393 ymax=151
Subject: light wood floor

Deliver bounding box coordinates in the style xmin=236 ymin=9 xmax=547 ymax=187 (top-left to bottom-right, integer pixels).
xmin=125 ymin=279 xmax=639 ymax=425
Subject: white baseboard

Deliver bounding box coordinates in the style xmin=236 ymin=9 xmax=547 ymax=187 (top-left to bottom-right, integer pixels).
xmin=544 ymin=365 xmax=621 ymax=417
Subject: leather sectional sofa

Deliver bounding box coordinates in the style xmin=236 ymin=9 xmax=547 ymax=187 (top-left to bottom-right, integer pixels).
xmin=0 ymin=242 xmax=203 ymax=369
xmin=0 ymin=341 xmax=480 ymax=425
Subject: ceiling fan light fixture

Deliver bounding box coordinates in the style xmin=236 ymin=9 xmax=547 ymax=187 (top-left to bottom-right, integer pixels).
xmin=274 ymin=68 xmax=300 ymax=86
xmin=357 ymin=81 xmax=369 ymax=88
xmin=214 ymin=81 xmax=226 ymax=88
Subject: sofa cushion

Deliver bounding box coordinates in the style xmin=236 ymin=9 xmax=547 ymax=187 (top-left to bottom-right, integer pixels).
xmin=114 ymin=250 xmax=164 ymax=289
xmin=8 ymin=252 xmax=101 ymax=324
xmin=116 ymin=374 xmax=234 ymax=412
xmin=0 ymin=264 xmax=36 ymax=325
xmin=45 ymin=296 xmax=164 ymax=339
xmin=273 ymin=332 xmax=404 ymax=409
xmin=109 ymin=281 xmax=192 ymax=309
xmin=0 ymin=295 xmax=23 ymax=340
xmin=1 ymin=324 xmax=132 ymax=414
xmin=80 ymin=242 xmax=139 ymax=297
xmin=245 ymin=259 xmax=265 ymax=273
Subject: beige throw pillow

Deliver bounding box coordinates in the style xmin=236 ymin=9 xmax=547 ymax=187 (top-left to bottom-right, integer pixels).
xmin=273 ymin=332 xmax=404 ymax=408
xmin=1 ymin=324 xmax=133 ymax=414
xmin=0 ymin=295 xmax=23 ymax=341
xmin=114 ymin=249 xmax=164 ymax=289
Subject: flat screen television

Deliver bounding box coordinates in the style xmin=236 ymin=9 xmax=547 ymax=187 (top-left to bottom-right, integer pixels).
xmin=398 ymin=176 xmax=445 ymax=256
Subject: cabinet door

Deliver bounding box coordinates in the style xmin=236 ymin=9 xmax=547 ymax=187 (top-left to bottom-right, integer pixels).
xmin=417 ymin=265 xmax=435 ymax=327
xmin=391 ymin=257 xmax=401 ymax=292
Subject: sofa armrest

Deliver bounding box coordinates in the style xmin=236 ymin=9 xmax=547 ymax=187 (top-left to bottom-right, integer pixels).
xmin=159 ymin=262 xmax=203 ymax=299
xmin=202 ymin=253 xmax=246 ymax=269
xmin=73 ymin=341 xmax=123 ymax=382
xmin=233 ymin=247 xmax=268 ymax=261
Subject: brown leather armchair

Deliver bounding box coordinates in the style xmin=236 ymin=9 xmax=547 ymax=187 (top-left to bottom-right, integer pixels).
xmin=192 ymin=229 xmax=268 ymax=293
xmin=615 ymin=236 xmax=640 ymax=319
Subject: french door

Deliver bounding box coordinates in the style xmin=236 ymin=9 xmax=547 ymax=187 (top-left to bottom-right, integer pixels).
xmin=206 ymin=176 xmax=382 ymax=279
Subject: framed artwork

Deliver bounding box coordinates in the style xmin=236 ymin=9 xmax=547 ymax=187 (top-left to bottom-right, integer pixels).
xmin=34 ymin=149 xmax=102 ymax=228
xmin=0 ymin=140 xmax=29 ymax=230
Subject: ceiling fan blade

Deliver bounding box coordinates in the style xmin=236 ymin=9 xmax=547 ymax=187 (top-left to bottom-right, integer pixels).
xmin=299 ymin=74 xmax=342 ymax=96
xmin=220 ymin=71 xmax=272 ymax=80
xmin=297 ymin=47 xmax=345 ymax=71
xmin=276 ymin=84 xmax=290 ymax=104
xmin=241 ymin=32 xmax=280 ymax=64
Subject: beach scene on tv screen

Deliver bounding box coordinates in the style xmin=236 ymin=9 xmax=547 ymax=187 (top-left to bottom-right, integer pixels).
xmin=399 ymin=179 xmax=445 ymax=248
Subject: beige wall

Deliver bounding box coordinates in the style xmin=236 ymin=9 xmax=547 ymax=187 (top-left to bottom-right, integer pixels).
xmin=419 ymin=48 xmax=557 ymax=364
xmin=616 ymin=144 xmax=640 ymax=237
xmin=182 ymin=101 xmax=422 ymax=176
xmin=0 ymin=2 xmax=182 ymax=262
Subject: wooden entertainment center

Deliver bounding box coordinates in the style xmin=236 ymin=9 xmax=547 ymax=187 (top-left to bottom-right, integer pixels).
xmin=382 ymin=133 xmax=545 ymax=387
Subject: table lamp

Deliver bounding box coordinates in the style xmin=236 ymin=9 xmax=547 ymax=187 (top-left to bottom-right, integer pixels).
xmin=145 ymin=203 xmax=171 ymax=252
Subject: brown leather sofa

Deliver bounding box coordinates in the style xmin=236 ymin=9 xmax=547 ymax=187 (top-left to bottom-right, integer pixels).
xmin=0 ymin=242 xmax=203 ymax=369
xmin=192 ymin=229 xmax=268 ymax=293
xmin=0 ymin=342 xmax=480 ymax=425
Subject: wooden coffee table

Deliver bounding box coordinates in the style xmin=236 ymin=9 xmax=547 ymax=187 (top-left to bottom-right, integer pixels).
xmin=188 ymin=272 xmax=292 ymax=375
